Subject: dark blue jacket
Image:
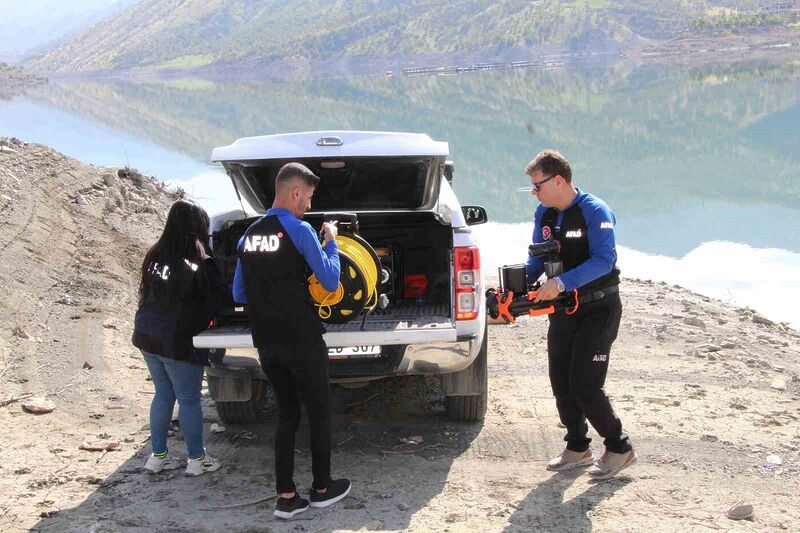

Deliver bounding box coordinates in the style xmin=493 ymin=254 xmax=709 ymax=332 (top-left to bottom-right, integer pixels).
xmin=132 ymin=256 xmax=223 ymax=365
xmin=526 ymin=189 xmax=619 ymax=291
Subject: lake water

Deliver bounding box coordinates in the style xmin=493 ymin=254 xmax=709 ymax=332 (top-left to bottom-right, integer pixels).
xmin=2 ymin=58 xmax=799 ymax=327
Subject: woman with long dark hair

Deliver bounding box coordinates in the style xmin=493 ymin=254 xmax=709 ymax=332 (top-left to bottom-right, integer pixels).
xmin=132 ymin=199 xmax=222 ymax=476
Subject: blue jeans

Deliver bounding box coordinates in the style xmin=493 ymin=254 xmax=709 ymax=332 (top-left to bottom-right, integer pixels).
xmin=142 ymin=351 xmax=206 ymax=459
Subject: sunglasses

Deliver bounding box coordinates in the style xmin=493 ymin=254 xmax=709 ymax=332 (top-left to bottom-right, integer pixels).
xmin=516 ymin=174 xmax=556 ymax=193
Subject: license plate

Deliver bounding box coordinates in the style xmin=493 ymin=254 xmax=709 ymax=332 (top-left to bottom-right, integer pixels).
xmin=328 ymin=345 xmax=381 ymax=360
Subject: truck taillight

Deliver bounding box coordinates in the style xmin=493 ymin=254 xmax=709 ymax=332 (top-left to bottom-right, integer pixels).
xmin=454 ymin=246 xmax=480 ymax=320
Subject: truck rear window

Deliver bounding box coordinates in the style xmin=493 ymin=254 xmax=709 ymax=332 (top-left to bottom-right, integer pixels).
xmin=237 ymin=157 xmax=437 ymax=210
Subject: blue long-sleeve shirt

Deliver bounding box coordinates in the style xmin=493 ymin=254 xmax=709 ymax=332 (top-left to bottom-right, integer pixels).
xmin=232 ymin=208 xmax=339 ymax=303
xmin=525 ymin=190 xmax=617 ymax=292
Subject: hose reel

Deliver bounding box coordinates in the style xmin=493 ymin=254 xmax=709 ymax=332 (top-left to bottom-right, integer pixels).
xmin=308 ymin=214 xmax=381 ymax=323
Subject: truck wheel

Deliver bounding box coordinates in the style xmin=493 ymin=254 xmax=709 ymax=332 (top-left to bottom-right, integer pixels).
xmin=445 ymin=325 xmax=488 ymax=422
xmin=215 ymin=379 xmax=270 ymax=424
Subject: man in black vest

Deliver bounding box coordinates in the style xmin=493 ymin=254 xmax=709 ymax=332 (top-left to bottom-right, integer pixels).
xmin=233 ymin=162 xmax=351 ymax=518
xmin=524 ymin=150 xmax=636 ymax=480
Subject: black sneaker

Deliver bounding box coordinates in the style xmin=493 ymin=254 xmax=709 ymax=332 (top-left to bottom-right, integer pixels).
xmin=273 ymin=494 xmax=309 ymax=519
xmin=309 ymin=478 xmax=352 ymax=508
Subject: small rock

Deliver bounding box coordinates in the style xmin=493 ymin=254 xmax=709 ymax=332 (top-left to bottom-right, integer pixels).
xmin=397 ymin=503 xmax=410 ymax=511
xmin=74 ymin=195 xmax=87 ymax=206
xmin=699 ymin=343 xmax=722 ymax=353
xmin=210 ymin=423 xmax=226 ymax=434
xmin=766 ymin=454 xmax=782 ymax=465
xmin=701 ymin=434 xmax=718 ymax=442
xmin=771 ymin=378 xmax=787 ymax=391
xmin=683 ymin=317 xmax=706 ymax=329
xmin=729 ymin=399 xmax=748 ymax=410
xmin=21 ymin=397 xmax=56 ymax=414
xmin=79 ymin=440 xmax=120 ymax=452
xmin=519 ymin=409 xmax=534 ymax=418
xmin=102 ymin=173 xmax=117 ymax=187
xmin=645 ymin=397 xmax=681 ymax=407
xmin=752 ymin=315 xmax=774 ymax=326
xmin=57 ymin=294 xmax=76 ymax=306
xmin=726 ymin=501 xmax=753 ymax=520
xmin=82 ymin=362 xmax=93 ymax=370
xmin=400 ymin=435 xmax=424 ymax=445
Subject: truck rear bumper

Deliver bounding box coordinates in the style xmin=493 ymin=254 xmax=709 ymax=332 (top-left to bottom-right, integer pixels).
xmin=202 ymin=338 xmax=478 ymax=382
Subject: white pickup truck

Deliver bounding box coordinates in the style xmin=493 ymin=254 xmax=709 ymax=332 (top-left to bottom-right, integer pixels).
xmin=194 ymin=131 xmax=489 ymax=423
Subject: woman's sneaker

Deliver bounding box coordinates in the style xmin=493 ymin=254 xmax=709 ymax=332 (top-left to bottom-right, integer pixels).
xmin=144 ymin=453 xmax=182 ymax=474
xmin=274 ymin=494 xmax=309 ymax=519
xmin=185 ymin=454 xmax=221 ymax=476
xmin=309 ymin=478 xmax=352 ymax=508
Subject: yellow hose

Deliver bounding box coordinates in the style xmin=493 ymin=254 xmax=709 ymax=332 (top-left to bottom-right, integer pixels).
xmin=308 ymin=234 xmax=379 ymax=320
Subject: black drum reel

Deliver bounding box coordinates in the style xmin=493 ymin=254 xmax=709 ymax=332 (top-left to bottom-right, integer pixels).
xmin=308 ymin=215 xmax=381 ymax=324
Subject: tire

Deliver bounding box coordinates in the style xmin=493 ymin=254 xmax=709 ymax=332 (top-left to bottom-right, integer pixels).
xmin=215 ymin=379 xmax=270 ymax=424
xmin=445 ymin=324 xmax=488 ymax=422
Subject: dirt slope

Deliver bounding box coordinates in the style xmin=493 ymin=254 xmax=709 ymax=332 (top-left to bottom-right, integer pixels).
xmin=1 ymin=138 xmax=799 ymax=532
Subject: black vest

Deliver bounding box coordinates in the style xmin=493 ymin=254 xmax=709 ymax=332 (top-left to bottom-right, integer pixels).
xmin=541 ymin=205 xmax=620 ymax=292
xmin=240 ymin=215 xmax=324 ymax=347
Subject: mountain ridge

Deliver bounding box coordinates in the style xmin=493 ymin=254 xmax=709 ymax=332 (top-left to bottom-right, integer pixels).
xmin=24 ymin=0 xmax=800 ymax=74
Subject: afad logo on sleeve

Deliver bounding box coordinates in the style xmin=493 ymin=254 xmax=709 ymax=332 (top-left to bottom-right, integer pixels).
xmin=243 ymin=232 xmax=283 ymax=253
xmin=542 ymin=225 xmax=552 ymax=241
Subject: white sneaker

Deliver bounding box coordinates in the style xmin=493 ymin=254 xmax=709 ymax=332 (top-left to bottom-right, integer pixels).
xmin=144 ymin=453 xmax=182 ymax=474
xmin=185 ymin=453 xmax=221 ymax=476
xmin=546 ymin=448 xmax=595 ymax=472
xmin=587 ymin=449 xmax=637 ymax=480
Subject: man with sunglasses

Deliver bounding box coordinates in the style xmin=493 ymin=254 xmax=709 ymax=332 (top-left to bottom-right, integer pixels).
xmin=524 ymin=149 xmax=636 ymax=480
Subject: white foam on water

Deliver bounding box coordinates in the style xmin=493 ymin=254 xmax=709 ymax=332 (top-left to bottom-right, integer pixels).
xmin=473 ymin=222 xmax=800 ymax=329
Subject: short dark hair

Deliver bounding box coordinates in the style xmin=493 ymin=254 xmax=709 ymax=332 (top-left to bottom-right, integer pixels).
xmin=275 ymin=162 xmax=320 ymax=188
xmin=525 ymin=150 xmax=572 ymax=183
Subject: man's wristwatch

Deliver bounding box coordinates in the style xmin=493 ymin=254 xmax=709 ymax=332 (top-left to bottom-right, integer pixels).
xmin=555 ymin=277 xmax=565 ymax=293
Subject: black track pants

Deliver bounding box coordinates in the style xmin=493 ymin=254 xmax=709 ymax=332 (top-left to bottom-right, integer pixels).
xmin=258 ymin=338 xmax=332 ymax=494
xmin=547 ymin=292 xmax=631 ymax=454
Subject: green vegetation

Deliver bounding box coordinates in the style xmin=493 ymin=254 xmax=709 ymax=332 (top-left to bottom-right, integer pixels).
xmin=690 ymin=11 xmax=790 ymax=31
xmin=25 ymin=0 xmax=799 ymax=74
xmin=154 ymin=55 xmax=215 ymax=70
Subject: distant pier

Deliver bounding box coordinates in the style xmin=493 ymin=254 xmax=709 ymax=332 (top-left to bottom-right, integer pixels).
xmin=402 ymin=58 xmax=566 ymax=77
